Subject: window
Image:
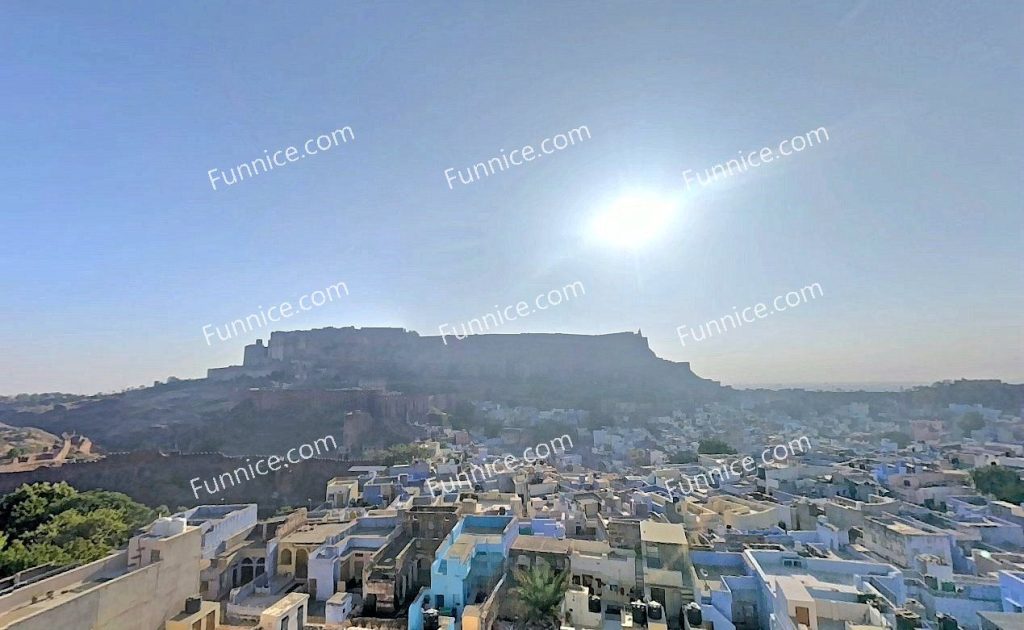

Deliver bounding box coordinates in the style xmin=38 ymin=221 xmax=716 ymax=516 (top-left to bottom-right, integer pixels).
xmin=204 ymin=611 xmax=215 ymax=630
xmin=281 ymin=549 xmax=292 ymax=565
xmin=297 ymin=605 xmax=305 ymax=627
xmin=150 ymin=549 xmax=161 ymax=563
xmin=192 ymin=621 xmax=201 ymax=630
xmin=280 ymin=616 xmax=289 ymax=630
xmin=436 ymin=594 xmax=444 ymax=608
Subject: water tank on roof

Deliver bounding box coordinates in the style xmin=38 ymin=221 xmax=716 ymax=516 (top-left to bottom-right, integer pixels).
xmin=424 ymin=608 xmax=440 ymax=630
xmin=684 ymin=602 xmax=702 ymax=626
xmin=631 ymin=600 xmax=647 ymax=626
xmin=647 ymin=601 xmax=663 ymax=621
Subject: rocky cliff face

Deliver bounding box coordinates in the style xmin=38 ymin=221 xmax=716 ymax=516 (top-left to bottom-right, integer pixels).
xmin=238 ymin=327 xmax=721 ymax=400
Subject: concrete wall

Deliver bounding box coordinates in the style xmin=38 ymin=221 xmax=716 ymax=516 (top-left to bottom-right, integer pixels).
xmin=5 ymin=527 xmax=201 ymax=630
xmin=999 ymin=571 xmax=1024 ymax=613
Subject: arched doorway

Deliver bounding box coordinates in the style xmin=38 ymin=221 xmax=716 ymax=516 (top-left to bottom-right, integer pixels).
xmin=240 ymin=558 xmax=254 ymax=585
xmin=296 ymin=549 xmax=309 ymax=579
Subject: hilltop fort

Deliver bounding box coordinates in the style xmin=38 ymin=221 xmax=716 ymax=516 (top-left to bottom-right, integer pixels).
xmin=208 ymin=326 xmax=721 ymax=399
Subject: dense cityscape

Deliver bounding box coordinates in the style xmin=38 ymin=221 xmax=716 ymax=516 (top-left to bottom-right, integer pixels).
xmin=2 ymin=3 xmax=1021 ymax=630
xmin=0 ymin=329 xmax=1022 ymax=629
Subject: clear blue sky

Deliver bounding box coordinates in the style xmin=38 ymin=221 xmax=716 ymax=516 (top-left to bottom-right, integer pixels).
xmin=2 ymin=1 xmax=1021 ymax=394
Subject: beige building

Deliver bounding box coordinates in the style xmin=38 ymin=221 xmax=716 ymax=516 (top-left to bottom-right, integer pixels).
xmin=165 ymin=598 xmax=219 ymax=630
xmin=277 ymin=521 xmax=350 ymax=583
xmin=638 ymin=521 xmax=692 ymax=621
xmin=326 ymin=477 xmax=361 ymax=508
xmin=258 ymin=592 xmax=308 ymax=630
xmin=686 ymin=495 xmax=792 ymax=532
xmin=0 ymin=517 xmax=203 ymax=630
xmin=862 ymin=516 xmax=953 ymax=570
xmin=569 ymin=539 xmax=637 ymax=607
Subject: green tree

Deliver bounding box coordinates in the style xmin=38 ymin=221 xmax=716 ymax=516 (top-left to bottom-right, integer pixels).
xmin=450 ymin=401 xmax=476 ymax=430
xmin=0 ymin=482 xmax=77 ymax=536
xmin=959 ymin=411 xmax=986 ymax=434
xmin=698 ymin=438 xmax=737 ymax=455
xmin=0 ymin=483 xmax=155 ymax=579
xmin=32 ymin=509 xmax=131 ymax=549
xmin=971 ymin=464 xmax=1024 ymax=504
xmin=512 ymin=563 xmax=569 ymax=628
xmin=378 ymin=444 xmax=432 ymax=466
xmin=53 ymin=490 xmax=154 ymax=532
xmin=880 ymin=431 xmax=912 ymax=448
xmin=668 ymin=450 xmax=698 ymax=464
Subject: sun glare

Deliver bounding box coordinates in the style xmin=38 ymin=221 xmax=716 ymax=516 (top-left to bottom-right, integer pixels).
xmin=589 ymin=193 xmax=677 ymax=249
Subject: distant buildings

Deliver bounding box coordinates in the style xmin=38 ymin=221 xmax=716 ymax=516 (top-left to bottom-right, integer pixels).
xmin=1 ymin=393 xmax=1023 ymax=629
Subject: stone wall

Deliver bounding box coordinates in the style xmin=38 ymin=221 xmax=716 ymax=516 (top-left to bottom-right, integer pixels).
xmin=0 ymin=451 xmax=371 ymax=515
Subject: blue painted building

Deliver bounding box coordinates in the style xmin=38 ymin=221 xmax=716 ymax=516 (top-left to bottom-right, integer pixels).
xmin=519 ymin=517 xmax=565 ymax=539
xmin=409 ymin=514 xmax=517 ymax=630
xmin=1000 ymin=570 xmax=1024 ymax=613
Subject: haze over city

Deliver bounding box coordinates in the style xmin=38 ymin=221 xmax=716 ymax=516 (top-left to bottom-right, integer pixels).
xmin=3 ymin=5 xmax=1024 ymax=630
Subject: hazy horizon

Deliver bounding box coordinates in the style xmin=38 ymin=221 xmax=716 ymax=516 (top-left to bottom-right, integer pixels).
xmin=0 ymin=323 xmax=1016 ymax=397
xmin=2 ymin=2 xmax=1021 ymax=394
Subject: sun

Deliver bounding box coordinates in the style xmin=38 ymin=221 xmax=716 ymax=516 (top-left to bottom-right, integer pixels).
xmin=589 ymin=192 xmax=677 ymax=249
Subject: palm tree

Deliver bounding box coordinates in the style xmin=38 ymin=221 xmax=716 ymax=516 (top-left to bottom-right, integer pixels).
xmin=512 ymin=563 xmax=569 ymax=629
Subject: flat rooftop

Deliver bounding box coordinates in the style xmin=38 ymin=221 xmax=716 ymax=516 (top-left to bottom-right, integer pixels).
xmin=280 ymin=522 xmax=349 ymax=545
xmin=185 ymin=504 xmax=253 ymax=523
xmin=0 ymin=555 xmax=128 ymax=626
xmin=640 ymin=521 xmax=685 ymax=544
xmin=463 ymin=522 xmax=511 ymax=535
xmin=512 ymin=536 xmax=571 ymax=554
xmin=263 ymin=591 xmax=308 ymax=616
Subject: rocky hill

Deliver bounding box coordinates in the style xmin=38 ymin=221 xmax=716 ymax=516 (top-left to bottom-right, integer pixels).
xmin=213 ymin=327 xmax=725 ymax=404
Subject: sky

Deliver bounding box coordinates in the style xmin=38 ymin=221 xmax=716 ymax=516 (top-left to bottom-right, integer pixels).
xmin=1 ymin=1 xmax=1022 ymax=394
